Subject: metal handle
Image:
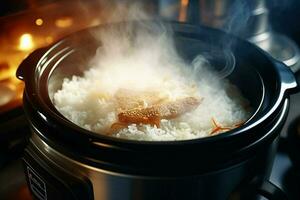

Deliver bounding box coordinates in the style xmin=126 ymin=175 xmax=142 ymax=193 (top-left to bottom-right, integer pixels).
xmin=257 ymin=180 xmax=288 ymax=200
xmin=16 ymin=48 xmax=47 ymax=81
xmin=275 ymin=60 xmax=299 ymax=94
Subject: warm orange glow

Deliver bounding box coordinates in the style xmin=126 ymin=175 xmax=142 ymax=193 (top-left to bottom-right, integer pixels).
xmin=35 ymin=18 xmax=43 ymax=26
xmin=0 ymin=53 xmax=26 ymax=112
xmin=0 ymin=78 xmax=24 ymax=113
xmin=0 ymin=63 xmax=10 ymax=81
xmin=55 ymin=17 xmax=73 ymax=28
xmin=179 ymin=0 xmax=189 ymax=22
xmin=90 ymin=19 xmax=101 ymax=27
xmin=46 ymin=36 xmax=54 ymax=44
xmin=19 ymin=33 xmax=34 ymax=51
xmin=181 ymin=0 xmax=189 ymax=6
xmin=0 ymin=83 xmax=14 ymax=107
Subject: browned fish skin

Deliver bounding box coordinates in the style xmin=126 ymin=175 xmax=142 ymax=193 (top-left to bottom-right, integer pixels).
xmin=158 ymin=97 xmax=201 ymax=119
xmin=118 ymin=107 xmax=161 ymax=126
xmin=114 ymin=88 xmax=165 ymax=111
xmin=109 ymin=122 xmax=130 ymax=134
xmin=117 ymin=97 xmax=201 ymax=126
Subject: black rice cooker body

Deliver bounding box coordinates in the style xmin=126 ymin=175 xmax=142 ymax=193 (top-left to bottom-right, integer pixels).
xmin=17 ymin=22 xmax=298 ymax=200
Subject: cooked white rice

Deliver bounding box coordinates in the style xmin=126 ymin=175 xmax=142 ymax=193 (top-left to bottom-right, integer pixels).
xmin=52 ymin=19 xmax=250 ymax=141
xmin=53 ymin=59 xmax=250 ymax=141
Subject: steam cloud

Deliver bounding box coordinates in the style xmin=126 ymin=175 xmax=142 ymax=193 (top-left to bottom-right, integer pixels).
xmin=53 ymin=2 xmax=250 ymax=140
xmin=87 ymin=2 xmax=225 ymax=96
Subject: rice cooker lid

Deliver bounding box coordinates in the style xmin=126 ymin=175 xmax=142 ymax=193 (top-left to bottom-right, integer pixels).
xmin=17 ymin=22 xmax=298 ymax=174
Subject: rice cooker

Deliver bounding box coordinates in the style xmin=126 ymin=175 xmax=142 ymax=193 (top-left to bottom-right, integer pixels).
xmin=17 ymin=22 xmax=299 ymax=200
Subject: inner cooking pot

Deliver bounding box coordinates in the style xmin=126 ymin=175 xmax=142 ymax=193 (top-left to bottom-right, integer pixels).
xmin=17 ymin=21 xmax=299 ymax=200
xmin=17 ymin=22 xmax=298 ymax=174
